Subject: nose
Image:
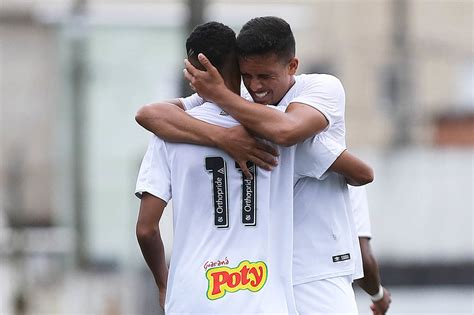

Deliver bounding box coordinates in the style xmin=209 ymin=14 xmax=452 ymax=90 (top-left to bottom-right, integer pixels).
xmin=249 ymin=78 xmax=263 ymax=92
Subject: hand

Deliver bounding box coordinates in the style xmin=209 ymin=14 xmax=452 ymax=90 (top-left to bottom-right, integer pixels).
xmin=216 ymin=125 xmax=279 ymax=178
xmin=370 ymin=287 xmax=391 ymax=315
xmin=184 ymin=53 xmax=228 ymax=103
xmin=159 ymin=288 xmax=166 ymax=310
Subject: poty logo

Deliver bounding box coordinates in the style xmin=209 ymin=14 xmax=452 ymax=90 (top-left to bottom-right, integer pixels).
xmin=206 ymin=260 xmax=267 ymax=300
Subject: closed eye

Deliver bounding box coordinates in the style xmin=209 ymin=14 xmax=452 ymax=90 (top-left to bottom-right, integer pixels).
xmin=258 ymin=74 xmax=272 ymax=80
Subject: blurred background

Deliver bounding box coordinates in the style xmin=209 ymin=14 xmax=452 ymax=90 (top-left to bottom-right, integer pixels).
xmin=0 ymin=0 xmax=472 ymax=314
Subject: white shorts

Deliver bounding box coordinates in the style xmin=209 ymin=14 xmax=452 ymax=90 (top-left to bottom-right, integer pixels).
xmin=293 ymin=275 xmax=358 ymax=315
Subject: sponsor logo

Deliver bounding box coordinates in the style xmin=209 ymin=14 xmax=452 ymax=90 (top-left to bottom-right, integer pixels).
xmin=206 ymin=260 xmax=267 ymax=300
xmin=332 ymin=253 xmax=351 ymax=263
xmin=215 ymin=176 xmax=225 ymax=222
xmin=204 ymin=257 xmax=229 ymax=270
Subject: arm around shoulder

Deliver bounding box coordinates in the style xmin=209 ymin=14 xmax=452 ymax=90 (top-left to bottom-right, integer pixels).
xmin=274 ymin=102 xmax=329 ymax=146
xmin=135 ymin=99 xmax=183 ymax=133
xmin=134 ymin=100 xmax=227 ymax=146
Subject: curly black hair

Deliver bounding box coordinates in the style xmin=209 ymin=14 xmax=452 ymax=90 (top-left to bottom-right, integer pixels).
xmin=186 ymin=22 xmax=236 ymax=72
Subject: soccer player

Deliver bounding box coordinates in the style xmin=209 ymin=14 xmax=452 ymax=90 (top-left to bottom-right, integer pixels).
xmin=350 ymin=186 xmax=392 ymax=315
xmin=136 ymin=16 xmax=372 ymax=314
xmin=135 ymin=21 xmax=354 ymax=313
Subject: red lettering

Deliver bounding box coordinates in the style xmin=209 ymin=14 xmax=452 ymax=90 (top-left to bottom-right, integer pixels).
xmin=210 ymin=271 xmax=228 ymax=295
xmin=227 ymin=272 xmax=241 ymax=288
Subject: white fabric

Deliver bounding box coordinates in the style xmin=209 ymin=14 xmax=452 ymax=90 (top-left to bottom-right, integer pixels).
xmin=178 ymin=93 xmax=204 ymax=111
xmin=179 ymin=82 xmax=251 ymax=110
xmin=278 ymin=74 xmax=346 ymax=141
xmin=181 ymin=74 xmax=346 ymax=143
xmin=180 ymin=74 xmax=364 ymax=284
xmin=277 ymin=74 xmax=363 ymax=283
xmin=136 ymin=102 xmax=326 ymax=314
xmin=293 ymin=275 xmax=358 ymax=315
xmin=292 ymin=173 xmax=362 ymax=284
xmin=349 ymin=186 xmax=372 ymax=238
xmin=295 ymin=134 xmax=345 ymax=180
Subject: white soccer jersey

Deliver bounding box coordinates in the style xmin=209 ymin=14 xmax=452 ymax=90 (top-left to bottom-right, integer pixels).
xmin=136 ymin=101 xmax=329 ymax=314
xmin=179 ymin=92 xmax=205 ymax=110
xmin=276 ymin=74 xmax=346 ymax=145
xmin=179 ymin=82 xmax=251 ymax=110
xmin=349 ymin=185 xmax=372 ymax=238
xmin=180 ymin=74 xmax=364 ymax=284
xmin=284 ymin=74 xmax=363 ymax=283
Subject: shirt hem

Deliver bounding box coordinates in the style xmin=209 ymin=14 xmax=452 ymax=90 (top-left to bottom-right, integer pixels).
xmin=135 ymin=187 xmax=170 ymax=203
xmin=293 ymin=268 xmax=355 ymax=285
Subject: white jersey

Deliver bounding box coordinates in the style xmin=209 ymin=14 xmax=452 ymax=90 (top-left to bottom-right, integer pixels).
xmin=285 ymin=74 xmax=363 ymax=283
xmin=180 ymin=74 xmax=364 ymax=283
xmin=349 ymin=185 xmax=372 ymax=238
xmin=136 ymin=101 xmax=326 ymax=314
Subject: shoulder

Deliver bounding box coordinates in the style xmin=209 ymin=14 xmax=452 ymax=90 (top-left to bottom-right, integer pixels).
xmin=187 ymin=101 xmax=213 ymax=115
xmin=179 ymin=93 xmax=205 ymax=111
xmin=149 ymin=134 xmax=168 ymax=152
xmin=297 ymin=74 xmax=343 ymax=91
xmin=189 ymin=102 xmax=240 ymax=127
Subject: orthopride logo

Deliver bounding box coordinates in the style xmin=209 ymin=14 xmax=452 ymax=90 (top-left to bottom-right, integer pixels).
xmin=206 ymin=260 xmax=268 ymax=300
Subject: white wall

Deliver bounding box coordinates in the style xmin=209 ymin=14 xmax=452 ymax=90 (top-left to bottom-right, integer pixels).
xmin=357 ymin=147 xmax=473 ymax=263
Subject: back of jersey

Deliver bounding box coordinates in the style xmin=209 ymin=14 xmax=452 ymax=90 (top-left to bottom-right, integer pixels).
xmin=143 ymin=102 xmax=297 ymax=314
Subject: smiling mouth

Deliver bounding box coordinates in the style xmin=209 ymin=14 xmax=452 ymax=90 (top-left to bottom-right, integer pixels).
xmin=254 ymin=91 xmax=269 ymax=99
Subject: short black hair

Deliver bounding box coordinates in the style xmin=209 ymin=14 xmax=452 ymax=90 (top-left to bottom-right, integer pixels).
xmin=236 ymin=16 xmax=295 ymax=62
xmin=186 ymin=22 xmax=236 ymax=72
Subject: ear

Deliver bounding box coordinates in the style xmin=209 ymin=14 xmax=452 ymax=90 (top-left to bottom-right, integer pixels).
xmin=288 ymin=57 xmax=299 ymax=75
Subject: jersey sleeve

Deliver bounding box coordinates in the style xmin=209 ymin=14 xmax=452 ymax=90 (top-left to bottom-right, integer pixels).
xmin=291 ymin=74 xmax=345 ymax=131
xmin=294 ymin=134 xmax=346 ymax=180
xmin=179 ymin=93 xmax=205 ymax=111
xmin=135 ymin=135 xmax=172 ymax=203
xmin=349 ymin=186 xmax=372 ymax=238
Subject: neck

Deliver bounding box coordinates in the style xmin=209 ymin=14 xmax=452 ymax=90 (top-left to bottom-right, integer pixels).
xmin=221 ymin=54 xmax=241 ymax=95
xmin=221 ymin=68 xmax=241 ymax=95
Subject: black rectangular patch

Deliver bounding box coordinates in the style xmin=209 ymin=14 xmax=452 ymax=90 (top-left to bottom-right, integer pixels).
xmin=332 ymin=253 xmax=351 ymax=263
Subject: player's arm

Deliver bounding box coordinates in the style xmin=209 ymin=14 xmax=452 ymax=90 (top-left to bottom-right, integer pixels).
xmin=136 ymin=100 xmax=224 ymax=145
xmin=295 ymin=135 xmax=373 ymax=185
xmin=185 ymin=54 xmax=328 ymax=146
xmin=329 ymin=150 xmax=374 ymax=186
xmin=356 ymin=238 xmax=391 ymax=315
xmin=135 ymin=101 xmax=278 ymax=178
xmin=351 ymin=187 xmax=391 ymax=315
xmin=136 ymin=192 xmax=169 ymax=309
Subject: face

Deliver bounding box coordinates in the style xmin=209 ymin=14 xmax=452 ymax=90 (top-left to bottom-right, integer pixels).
xmin=238 ymin=53 xmax=298 ymax=105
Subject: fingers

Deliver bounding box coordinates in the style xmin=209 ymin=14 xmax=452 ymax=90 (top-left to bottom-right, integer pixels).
xmin=183 ymin=68 xmax=194 ymax=83
xmin=370 ymin=303 xmax=384 ymax=315
xmin=198 ymin=53 xmax=218 ymax=73
xmin=183 ymin=69 xmax=197 ymax=91
xmin=237 ymin=161 xmax=253 ymax=180
xmin=370 ymin=304 xmax=381 ymax=315
xmin=184 ymin=59 xmax=199 ymax=77
xmin=256 ymin=141 xmax=280 ymax=157
xmin=237 ymin=154 xmax=274 ymax=178
xmin=248 ymin=155 xmax=275 ymax=171
xmin=253 ymin=149 xmax=279 ymax=167
xmin=185 ymin=55 xmax=217 ymax=77
xmin=254 ymin=142 xmax=279 ymax=167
